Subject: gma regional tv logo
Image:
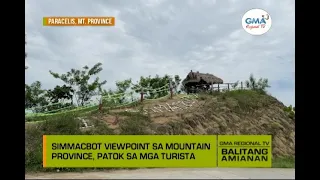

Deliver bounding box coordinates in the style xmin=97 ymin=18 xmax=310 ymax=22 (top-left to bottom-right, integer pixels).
xmin=43 ymin=16 xmax=115 ymax=26
xmin=242 ymin=9 xmax=272 ymax=35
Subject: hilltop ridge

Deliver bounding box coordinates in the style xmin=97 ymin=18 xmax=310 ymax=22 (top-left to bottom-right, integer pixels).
xmin=88 ymin=90 xmax=295 ymax=157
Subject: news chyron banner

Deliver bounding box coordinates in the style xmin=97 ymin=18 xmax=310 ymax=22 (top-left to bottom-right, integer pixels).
xmin=217 ymin=135 xmax=272 ymax=167
xmin=43 ymin=135 xmax=217 ymax=168
xmin=42 ymin=17 xmax=115 ymax=26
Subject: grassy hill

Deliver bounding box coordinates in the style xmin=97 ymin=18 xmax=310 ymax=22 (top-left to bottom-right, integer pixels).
xmin=25 ymin=89 xmax=295 ymax=171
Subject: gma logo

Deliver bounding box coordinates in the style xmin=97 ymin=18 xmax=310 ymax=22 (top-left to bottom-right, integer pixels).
xmin=245 ymin=16 xmax=268 ymax=24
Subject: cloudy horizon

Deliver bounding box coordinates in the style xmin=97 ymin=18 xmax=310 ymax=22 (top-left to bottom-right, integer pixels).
xmin=25 ymin=0 xmax=295 ymax=106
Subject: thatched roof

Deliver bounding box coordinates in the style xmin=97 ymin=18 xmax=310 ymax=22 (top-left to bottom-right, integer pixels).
xmin=182 ymin=71 xmax=223 ymax=85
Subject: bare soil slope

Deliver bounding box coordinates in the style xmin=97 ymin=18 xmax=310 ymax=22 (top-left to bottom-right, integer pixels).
xmin=94 ymin=90 xmax=295 ymax=157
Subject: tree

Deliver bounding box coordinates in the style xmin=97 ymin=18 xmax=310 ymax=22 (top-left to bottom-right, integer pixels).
xmin=46 ymin=85 xmax=74 ymax=103
xmin=232 ymin=81 xmax=239 ymax=89
xmin=115 ymin=79 xmax=132 ymax=103
xmin=49 ymin=63 xmax=107 ymax=106
xmin=25 ymin=81 xmax=49 ymax=112
xmin=132 ymin=75 xmax=170 ymax=99
xmin=116 ymin=79 xmax=132 ymax=93
xmin=45 ymin=85 xmax=75 ymax=113
xmin=172 ymin=75 xmax=181 ymax=93
xmin=101 ymin=88 xmax=115 ymax=104
xmin=101 ymin=79 xmax=133 ymax=105
xmin=245 ymin=74 xmax=270 ymax=93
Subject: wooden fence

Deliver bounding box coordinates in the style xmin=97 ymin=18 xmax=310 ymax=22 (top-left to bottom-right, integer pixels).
xmin=98 ymin=81 xmax=247 ymax=112
xmin=209 ymin=82 xmax=246 ymax=92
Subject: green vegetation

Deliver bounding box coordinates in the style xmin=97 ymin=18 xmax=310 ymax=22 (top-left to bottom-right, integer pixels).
xmin=221 ymin=90 xmax=278 ymax=112
xmin=25 ymin=111 xmax=153 ymax=172
xmin=25 ymin=62 xmax=181 ymax=118
xmin=25 ymin=64 xmax=295 ymax=172
xmin=25 ymin=114 xmax=115 ymax=172
xmin=49 ymin=63 xmax=107 ymax=106
xmin=272 ymin=156 xmax=295 ymax=168
xmin=245 ymin=73 xmax=270 ymax=94
xmin=284 ymin=105 xmax=295 ymax=120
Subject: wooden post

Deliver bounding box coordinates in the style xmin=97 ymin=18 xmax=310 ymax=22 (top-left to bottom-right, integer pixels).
xmin=169 ymin=80 xmax=173 ymax=99
xmin=99 ymin=97 xmax=103 ymax=113
xmin=218 ymin=83 xmax=220 ymax=92
xmin=99 ymin=103 xmax=102 ymax=112
xmin=227 ymin=83 xmax=230 ymax=91
xmin=130 ymin=92 xmax=134 ymax=102
xmin=241 ymin=81 xmax=243 ymax=89
xmin=140 ymin=89 xmax=144 ymax=102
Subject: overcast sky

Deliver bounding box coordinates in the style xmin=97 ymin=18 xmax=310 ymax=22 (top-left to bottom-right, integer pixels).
xmin=25 ymin=0 xmax=295 ymax=105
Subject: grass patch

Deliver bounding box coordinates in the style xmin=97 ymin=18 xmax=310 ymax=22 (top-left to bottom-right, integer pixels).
xmin=119 ymin=113 xmax=152 ymax=135
xmin=25 ymin=111 xmax=151 ymax=172
xmin=222 ymin=90 xmax=276 ymax=110
xmin=272 ymin=156 xmax=295 ymax=168
xmin=25 ymin=113 xmax=115 ymax=172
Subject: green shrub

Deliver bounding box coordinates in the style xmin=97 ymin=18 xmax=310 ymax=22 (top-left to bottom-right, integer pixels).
xmin=283 ymin=105 xmax=295 ymax=120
